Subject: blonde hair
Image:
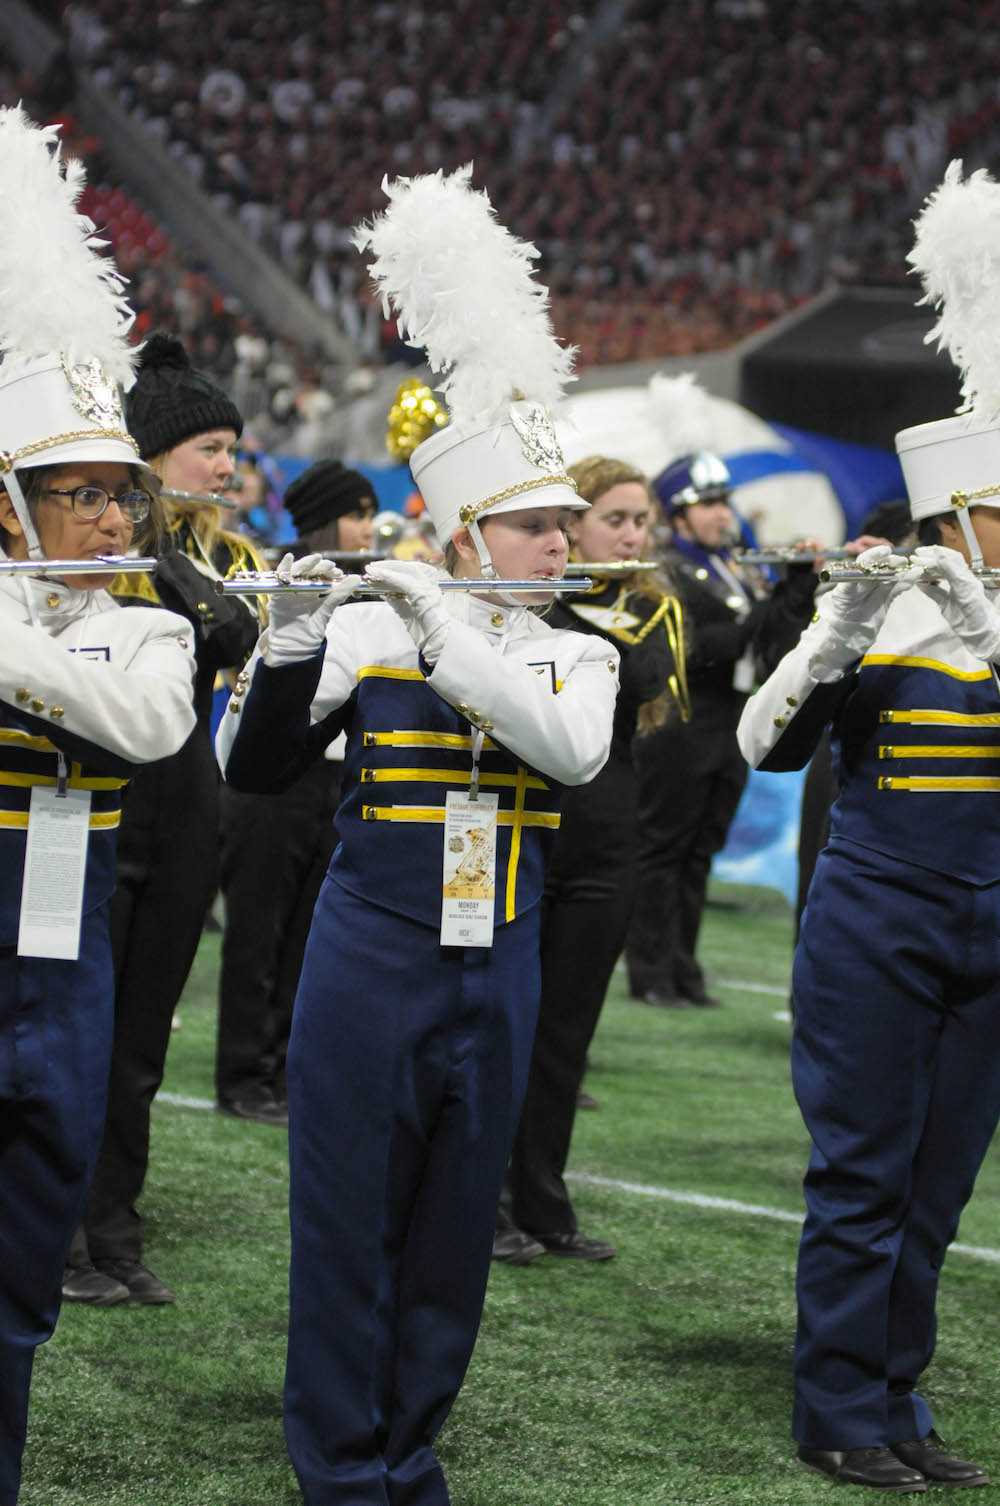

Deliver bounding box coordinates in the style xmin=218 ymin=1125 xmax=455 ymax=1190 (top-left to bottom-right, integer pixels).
xmin=567 ymin=454 xmax=685 ymax=734
xmin=148 ymin=450 xmax=245 ymax=563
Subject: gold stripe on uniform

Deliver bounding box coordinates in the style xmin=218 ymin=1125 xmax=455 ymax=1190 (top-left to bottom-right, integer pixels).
xmin=505 ymin=766 xmax=529 ymax=923
xmin=361 ymin=805 xmax=560 ymax=828
xmin=360 ymin=766 xmax=547 ymax=790
xmin=357 ymin=666 xmax=426 ymax=683
xmin=363 ymin=731 xmax=498 ymax=751
xmin=879 ymin=776 xmax=1000 ymax=791
xmin=0 ymin=809 xmax=121 ymax=828
xmin=880 ymin=709 xmax=1000 ymax=726
xmin=878 ymin=744 xmax=1000 ymax=760
xmin=0 ymin=729 xmax=59 ymax=752
xmin=863 ymin=654 xmax=993 ymax=682
xmin=0 ymin=770 xmax=128 ymax=791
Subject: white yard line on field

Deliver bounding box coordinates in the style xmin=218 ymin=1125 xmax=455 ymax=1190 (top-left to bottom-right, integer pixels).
xmin=154 ymin=1091 xmax=1000 ymax=1266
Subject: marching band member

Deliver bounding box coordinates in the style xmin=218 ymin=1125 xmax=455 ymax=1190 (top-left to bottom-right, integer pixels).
xmin=64 ymin=332 xmax=263 ymax=1306
xmin=496 ymin=454 xmax=689 ymax=1264
xmin=737 ymin=162 xmax=1000 ymax=1493
xmin=0 ymin=108 xmax=195 ymax=1505
xmin=627 ymin=452 xmax=819 ymax=1007
xmin=217 ymin=166 xmax=618 ymax=1506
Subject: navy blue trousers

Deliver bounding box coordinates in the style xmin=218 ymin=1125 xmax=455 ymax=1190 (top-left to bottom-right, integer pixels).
xmin=284 ymin=880 xmax=541 ymax=1505
xmin=0 ymin=909 xmax=114 ymax=1505
xmin=792 ymin=840 xmax=1000 ymax=1448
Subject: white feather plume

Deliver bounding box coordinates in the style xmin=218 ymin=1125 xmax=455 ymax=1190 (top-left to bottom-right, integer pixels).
xmin=908 ymin=158 xmax=1000 ymax=418
xmin=352 ymin=164 xmax=575 ymax=426
xmin=645 ymin=370 xmax=719 ymax=455
xmin=0 ymin=105 xmax=136 ymax=388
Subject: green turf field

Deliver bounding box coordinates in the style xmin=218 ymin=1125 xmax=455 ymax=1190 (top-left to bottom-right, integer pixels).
xmin=21 ymin=883 xmax=1000 ymax=1505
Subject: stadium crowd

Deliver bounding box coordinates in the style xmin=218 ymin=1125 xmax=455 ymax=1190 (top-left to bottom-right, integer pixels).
xmin=61 ymin=0 xmax=1000 ymax=368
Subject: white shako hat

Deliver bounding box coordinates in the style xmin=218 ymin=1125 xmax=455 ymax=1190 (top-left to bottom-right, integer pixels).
xmin=0 ymin=106 xmax=148 ymax=559
xmin=408 ymin=399 xmax=584 ymax=550
xmin=898 ymin=160 xmax=1000 ymax=566
xmin=353 ymin=165 xmax=586 ymax=573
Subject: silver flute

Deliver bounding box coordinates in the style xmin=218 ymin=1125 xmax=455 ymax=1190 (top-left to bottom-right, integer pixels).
xmin=216 ymin=572 xmax=593 ymax=597
xmin=0 ymin=555 xmax=156 ymax=576
xmin=820 ymin=560 xmax=1000 ymax=586
xmin=731 ymin=546 xmax=855 ymax=565
xmin=161 ymin=488 xmax=240 ymax=512
xmin=564 ymin=560 xmax=660 ymax=575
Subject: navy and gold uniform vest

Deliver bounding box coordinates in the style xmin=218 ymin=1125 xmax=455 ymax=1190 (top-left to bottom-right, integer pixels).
xmin=831 ymin=638 xmax=1000 ymax=887
xmin=332 ymin=667 xmax=563 ymax=930
xmin=0 ymin=712 xmax=127 ymax=945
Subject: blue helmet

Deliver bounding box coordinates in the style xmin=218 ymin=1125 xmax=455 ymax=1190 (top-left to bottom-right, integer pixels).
xmin=653 ymin=452 xmax=731 ymax=515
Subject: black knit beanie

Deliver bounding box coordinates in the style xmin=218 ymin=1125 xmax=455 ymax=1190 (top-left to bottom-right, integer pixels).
xmin=283 ymin=460 xmax=375 ymax=538
xmin=124 ymin=330 xmax=243 ymax=460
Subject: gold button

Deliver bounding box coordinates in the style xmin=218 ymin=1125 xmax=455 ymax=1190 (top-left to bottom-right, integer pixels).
xmin=233 ymin=684 xmax=245 ymax=697
xmin=882 ymin=710 xmax=894 ymax=723
xmin=812 ymin=611 xmax=820 ymax=623
xmin=607 ymin=660 xmax=616 ymax=673
xmin=882 ymin=777 xmax=894 ymax=789
xmin=15 ymin=688 xmax=30 ymax=702
xmin=696 ymin=568 xmax=709 ymax=580
xmin=490 ymin=611 xmax=503 ymax=627
xmin=456 ymin=702 xmax=470 ymax=715
xmin=50 ymin=706 xmax=64 ymax=718
xmin=197 ymin=601 xmax=208 ymax=612
xmin=363 ymin=806 xmax=377 ymax=821
xmin=46 ymin=592 xmax=60 ymax=608
xmin=31 ymin=698 xmax=45 ymax=712
xmin=773 ymin=716 xmax=786 ymax=729
xmin=227 ymin=701 xmax=240 ymax=714
xmin=881 ymin=746 xmax=894 ymax=759
xmin=481 ymin=719 xmax=494 ymax=731
xmin=364 ymin=732 xmax=377 ymax=746
xmin=178 ymin=636 xmax=189 ymax=649
xmin=786 ymin=696 xmax=798 ymax=707
xmin=362 ymin=768 xmax=375 ymax=782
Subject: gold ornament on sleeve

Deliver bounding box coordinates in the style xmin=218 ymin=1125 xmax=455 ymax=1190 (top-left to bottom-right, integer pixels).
xmin=385 ymin=378 xmax=448 ymax=462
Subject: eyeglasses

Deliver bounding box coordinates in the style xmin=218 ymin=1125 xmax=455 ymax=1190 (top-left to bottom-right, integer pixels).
xmin=43 ymin=485 xmax=153 ymax=524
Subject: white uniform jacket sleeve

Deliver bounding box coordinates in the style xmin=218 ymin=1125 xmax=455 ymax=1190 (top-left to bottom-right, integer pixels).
xmin=0 ymin=609 xmax=196 ymax=766
xmin=426 ymin=627 xmax=619 ymax=786
xmin=737 ymin=614 xmax=855 ymax=772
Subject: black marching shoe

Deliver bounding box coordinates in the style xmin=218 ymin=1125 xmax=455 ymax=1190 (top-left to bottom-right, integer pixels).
xmin=635 ymin=989 xmax=692 ymax=1009
xmin=891 ymin=1433 xmax=989 ymax=1488
xmin=217 ymin=1089 xmax=289 ymax=1127
xmin=678 ymin=984 xmax=723 ymax=1008
xmin=93 ymin=1258 xmax=175 ymax=1305
xmin=61 ymin=1262 xmax=130 ymax=1307
xmin=534 ymin=1230 xmax=616 ymax=1261
xmin=797 ymin=1446 xmax=926 ymax=1492
xmin=491 ymin=1227 xmax=546 ymax=1265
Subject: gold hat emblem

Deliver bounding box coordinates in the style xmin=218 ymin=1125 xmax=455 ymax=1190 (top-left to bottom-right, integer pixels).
xmin=509 ymin=401 xmax=565 ymax=476
xmin=61 ymin=356 xmax=125 ymax=428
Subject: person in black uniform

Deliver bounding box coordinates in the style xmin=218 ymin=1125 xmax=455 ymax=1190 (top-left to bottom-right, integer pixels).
xmin=215 ymin=460 xmax=378 ymax=1125
xmin=63 ymin=333 xmax=263 ymax=1307
xmin=626 ymin=452 xmax=818 ymax=1008
xmin=495 ymin=455 xmax=690 ymax=1264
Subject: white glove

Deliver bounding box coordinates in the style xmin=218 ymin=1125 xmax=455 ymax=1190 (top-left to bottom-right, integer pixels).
xmin=809 ymin=543 xmax=918 ymax=682
xmin=264 ymin=553 xmax=362 ymax=667
xmin=364 ymin=559 xmax=451 ymax=664
xmin=911 ymin=544 xmax=1000 ymax=661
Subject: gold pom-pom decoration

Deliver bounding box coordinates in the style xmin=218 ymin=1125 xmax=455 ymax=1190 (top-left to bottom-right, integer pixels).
xmin=386 ymin=377 xmax=448 ymax=462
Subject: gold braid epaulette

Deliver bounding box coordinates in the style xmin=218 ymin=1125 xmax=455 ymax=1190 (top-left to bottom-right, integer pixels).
xmin=634 ymin=594 xmax=691 ymax=723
